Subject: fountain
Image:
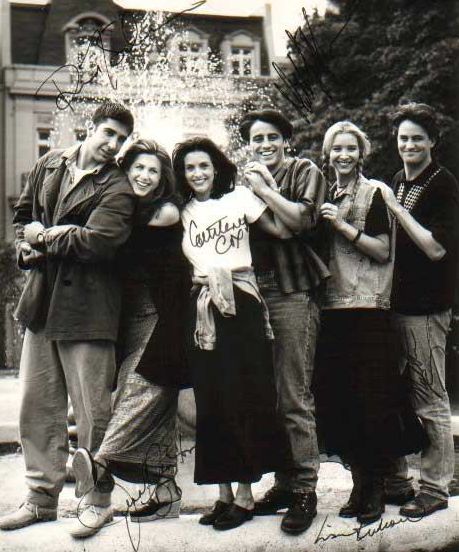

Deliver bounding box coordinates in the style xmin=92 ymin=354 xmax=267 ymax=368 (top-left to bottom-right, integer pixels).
xmin=51 ymin=9 xmax=275 ymax=161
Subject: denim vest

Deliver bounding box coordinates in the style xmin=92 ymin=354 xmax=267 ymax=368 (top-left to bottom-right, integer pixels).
xmin=323 ymin=175 xmax=394 ymax=310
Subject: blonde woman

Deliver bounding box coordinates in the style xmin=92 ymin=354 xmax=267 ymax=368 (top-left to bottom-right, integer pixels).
xmin=313 ymin=121 xmax=425 ymax=525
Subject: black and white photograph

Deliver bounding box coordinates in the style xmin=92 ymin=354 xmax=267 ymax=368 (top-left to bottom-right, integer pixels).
xmin=0 ymin=0 xmax=458 ymax=550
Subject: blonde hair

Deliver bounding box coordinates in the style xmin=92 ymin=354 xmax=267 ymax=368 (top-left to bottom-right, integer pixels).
xmin=321 ymin=121 xmax=371 ymax=182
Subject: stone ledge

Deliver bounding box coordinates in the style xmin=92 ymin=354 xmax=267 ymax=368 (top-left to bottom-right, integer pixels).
xmin=1 ymin=506 xmax=458 ymax=552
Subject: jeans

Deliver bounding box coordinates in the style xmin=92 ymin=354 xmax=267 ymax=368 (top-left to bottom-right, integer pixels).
xmin=385 ymin=310 xmax=454 ymax=500
xmin=19 ymin=328 xmax=116 ymax=508
xmin=262 ymin=289 xmax=321 ymax=492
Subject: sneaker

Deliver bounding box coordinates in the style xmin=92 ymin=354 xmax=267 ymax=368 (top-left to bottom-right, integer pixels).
xmin=68 ymin=505 xmax=113 ymax=538
xmin=0 ymin=502 xmax=57 ymax=531
xmin=281 ymin=491 xmax=317 ymax=535
xmin=400 ymin=492 xmax=448 ymax=519
xmin=254 ymin=487 xmax=294 ymax=515
xmin=72 ymin=448 xmax=114 ymax=498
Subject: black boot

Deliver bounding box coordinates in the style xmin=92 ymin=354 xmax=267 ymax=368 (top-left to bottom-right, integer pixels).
xmin=339 ymin=466 xmax=362 ymax=518
xmin=281 ymin=491 xmax=317 ymax=535
xmin=357 ymin=473 xmax=385 ymax=525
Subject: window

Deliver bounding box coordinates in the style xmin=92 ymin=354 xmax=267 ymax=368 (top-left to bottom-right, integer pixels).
xmin=230 ymin=47 xmax=253 ymax=76
xmin=221 ymin=32 xmax=261 ymax=77
xmin=37 ymin=129 xmax=50 ymax=160
xmin=64 ymin=13 xmax=112 ymax=81
xmin=169 ymin=29 xmax=209 ymax=75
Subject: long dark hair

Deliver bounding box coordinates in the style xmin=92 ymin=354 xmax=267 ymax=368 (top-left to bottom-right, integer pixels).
xmin=119 ymin=138 xmax=177 ymax=224
xmin=172 ymin=137 xmax=237 ymax=202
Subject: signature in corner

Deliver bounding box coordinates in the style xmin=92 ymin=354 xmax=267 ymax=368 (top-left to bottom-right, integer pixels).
xmin=273 ymin=0 xmax=363 ymax=121
xmin=35 ymin=1 xmax=207 ymax=111
xmin=314 ymin=513 xmax=424 ymax=544
xmin=75 ymin=432 xmax=195 ymax=552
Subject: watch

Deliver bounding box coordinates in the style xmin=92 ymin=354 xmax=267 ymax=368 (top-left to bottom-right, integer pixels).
xmin=37 ymin=232 xmax=45 ymax=245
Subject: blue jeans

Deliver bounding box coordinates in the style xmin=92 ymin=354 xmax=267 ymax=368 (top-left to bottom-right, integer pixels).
xmin=262 ymin=289 xmax=320 ymax=492
xmin=385 ymin=310 xmax=454 ymax=500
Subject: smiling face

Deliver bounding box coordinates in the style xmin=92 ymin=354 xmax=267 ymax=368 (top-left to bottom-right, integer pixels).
xmin=184 ymin=151 xmax=216 ymax=201
xmin=248 ymin=120 xmax=286 ymax=171
xmin=84 ymin=117 xmax=130 ymax=166
xmin=397 ymin=119 xmax=434 ymax=169
xmin=329 ymin=132 xmax=360 ymax=179
xmin=127 ymin=153 xmax=162 ymax=198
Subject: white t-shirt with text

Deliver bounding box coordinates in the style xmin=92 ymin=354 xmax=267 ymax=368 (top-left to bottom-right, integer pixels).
xmin=181 ymin=186 xmax=267 ymax=277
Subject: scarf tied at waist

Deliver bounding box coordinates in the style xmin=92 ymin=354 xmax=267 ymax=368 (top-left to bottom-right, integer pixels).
xmin=193 ymin=266 xmax=274 ymax=350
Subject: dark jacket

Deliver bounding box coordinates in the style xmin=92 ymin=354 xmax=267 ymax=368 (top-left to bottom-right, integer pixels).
xmin=13 ymin=147 xmax=136 ymax=340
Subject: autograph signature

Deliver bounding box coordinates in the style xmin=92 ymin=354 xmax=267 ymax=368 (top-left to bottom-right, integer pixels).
xmin=188 ymin=216 xmax=248 ymax=255
xmin=314 ymin=512 xmax=424 ymax=544
xmin=76 ymin=432 xmax=195 ymax=552
xmin=272 ymin=0 xmax=363 ymax=121
xmin=35 ymin=1 xmax=207 ymax=111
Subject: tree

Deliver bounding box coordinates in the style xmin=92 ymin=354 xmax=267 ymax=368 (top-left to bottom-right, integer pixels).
xmin=275 ymin=0 xmax=459 ymax=181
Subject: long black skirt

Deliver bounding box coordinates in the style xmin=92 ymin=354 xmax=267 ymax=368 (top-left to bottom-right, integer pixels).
xmin=187 ymin=287 xmax=288 ymax=484
xmin=313 ymin=309 xmax=426 ymax=470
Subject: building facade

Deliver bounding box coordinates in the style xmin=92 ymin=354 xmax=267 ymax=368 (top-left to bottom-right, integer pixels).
xmin=1 ymin=0 xmax=276 ymax=242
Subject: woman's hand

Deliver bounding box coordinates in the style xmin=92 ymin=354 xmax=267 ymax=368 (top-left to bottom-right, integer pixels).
xmin=244 ymin=162 xmax=279 ymax=191
xmin=243 ymin=170 xmax=271 ymax=198
xmin=320 ymin=202 xmax=344 ymax=231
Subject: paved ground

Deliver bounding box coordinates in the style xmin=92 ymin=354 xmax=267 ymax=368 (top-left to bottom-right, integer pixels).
xmin=2 ymin=373 xmax=459 ymax=551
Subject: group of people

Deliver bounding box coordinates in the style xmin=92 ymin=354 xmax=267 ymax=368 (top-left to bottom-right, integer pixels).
xmin=0 ymin=100 xmax=457 ymax=540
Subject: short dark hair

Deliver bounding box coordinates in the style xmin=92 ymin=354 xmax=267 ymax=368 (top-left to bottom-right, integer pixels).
xmin=92 ymin=100 xmax=134 ymax=135
xmin=172 ymin=137 xmax=237 ymax=201
xmin=119 ymin=138 xmax=177 ymax=224
xmin=239 ymin=109 xmax=293 ymax=142
xmin=391 ymin=102 xmax=439 ymax=141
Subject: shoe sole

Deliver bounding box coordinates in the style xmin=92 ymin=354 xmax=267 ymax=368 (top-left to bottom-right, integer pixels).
xmin=400 ymin=502 xmax=448 ymax=518
xmin=0 ymin=515 xmax=57 ymax=531
xmin=72 ymin=449 xmax=96 ymax=499
xmin=69 ymin=513 xmax=114 ymax=538
xmin=130 ymin=502 xmax=181 ymax=523
xmin=281 ymin=511 xmax=317 ymax=535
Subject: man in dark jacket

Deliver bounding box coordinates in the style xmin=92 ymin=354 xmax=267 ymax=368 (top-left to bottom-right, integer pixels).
xmin=379 ymin=102 xmax=459 ymax=518
xmin=0 ymin=101 xmax=136 ymax=537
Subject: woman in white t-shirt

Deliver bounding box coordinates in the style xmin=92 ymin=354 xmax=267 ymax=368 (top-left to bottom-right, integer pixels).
xmin=173 ymin=137 xmax=290 ymax=531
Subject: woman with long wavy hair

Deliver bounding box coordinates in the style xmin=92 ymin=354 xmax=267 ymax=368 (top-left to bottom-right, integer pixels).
xmin=71 ymin=139 xmax=190 ymax=528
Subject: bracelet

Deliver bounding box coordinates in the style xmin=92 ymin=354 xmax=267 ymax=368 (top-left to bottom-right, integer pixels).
xmin=352 ymin=229 xmax=362 ymax=243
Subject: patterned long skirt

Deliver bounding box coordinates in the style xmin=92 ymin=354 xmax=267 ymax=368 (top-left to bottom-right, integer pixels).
xmin=97 ymin=282 xmax=179 ymax=484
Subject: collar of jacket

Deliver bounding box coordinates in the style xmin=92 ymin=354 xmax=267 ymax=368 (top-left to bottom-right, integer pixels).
xmin=43 ymin=145 xmax=117 ymax=185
